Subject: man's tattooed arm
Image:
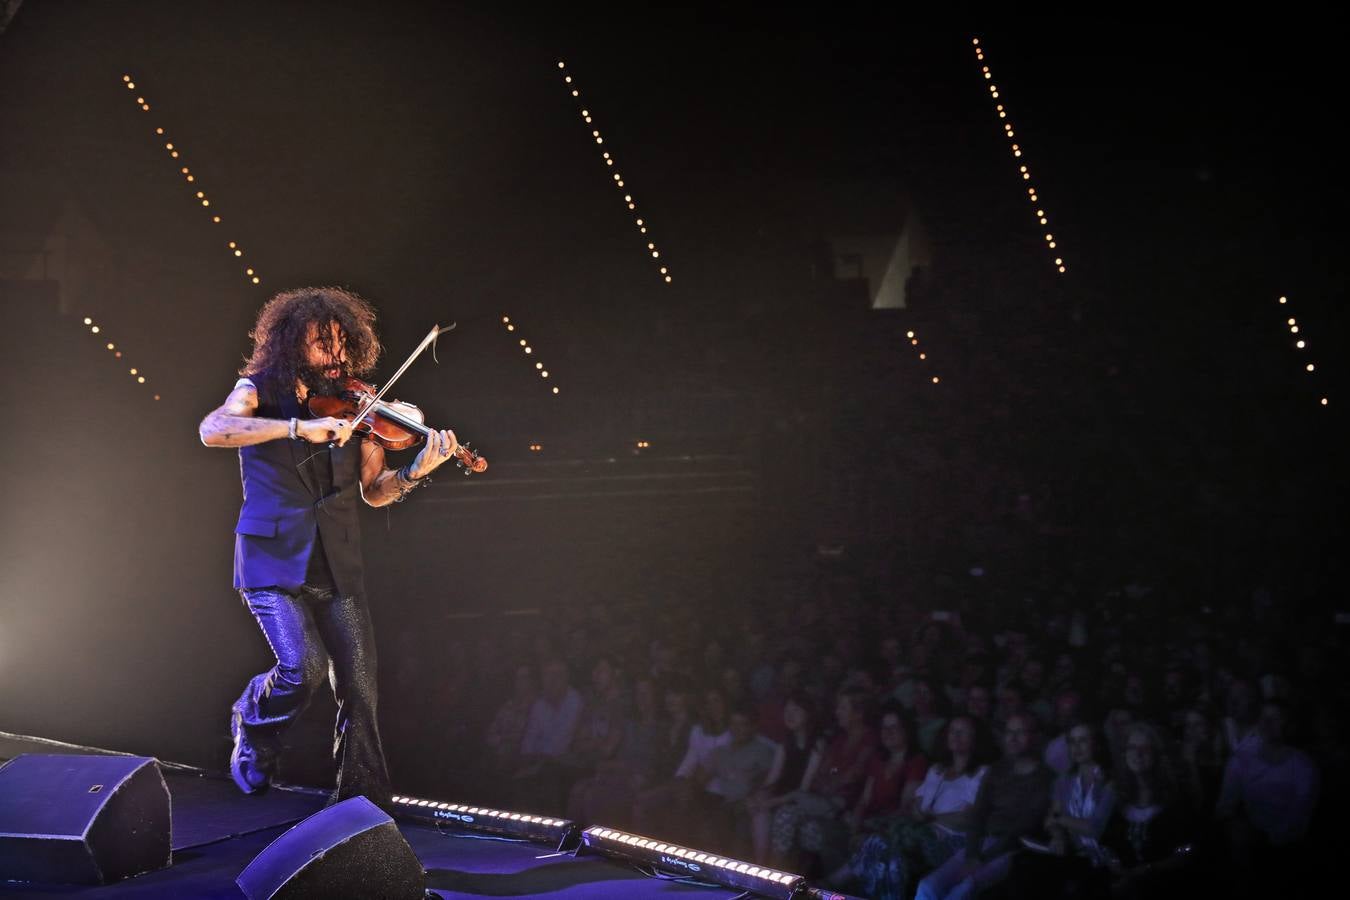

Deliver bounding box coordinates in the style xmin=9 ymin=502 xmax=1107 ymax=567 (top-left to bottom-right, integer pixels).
xmin=199 ymin=384 xmax=290 ymax=447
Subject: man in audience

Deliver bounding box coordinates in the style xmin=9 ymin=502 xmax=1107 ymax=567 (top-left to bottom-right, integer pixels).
xmin=914 ymin=712 xmax=1054 ymax=899
xmin=695 ymin=706 xmax=781 ymax=851
xmin=512 ymin=658 xmax=584 ymax=809
xmin=1216 ymin=699 xmax=1320 ymax=849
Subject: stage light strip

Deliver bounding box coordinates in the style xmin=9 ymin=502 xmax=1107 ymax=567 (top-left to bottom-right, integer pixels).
xmin=120 ymin=73 xmax=262 ymax=288
xmin=971 ymin=39 xmax=1066 ymax=276
xmin=556 ymin=60 xmax=672 ymax=286
xmin=582 ymin=826 xmax=804 ymax=899
xmin=1277 ymin=295 xmax=1328 ymax=407
xmin=907 ymin=328 xmax=941 ymax=385
xmin=390 ymin=794 xmax=577 ymax=846
xmin=81 ymin=316 xmax=161 ymax=400
xmin=502 ymin=315 xmax=560 ymax=396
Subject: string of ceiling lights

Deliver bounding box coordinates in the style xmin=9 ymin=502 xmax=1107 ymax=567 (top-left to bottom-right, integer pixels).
xmin=122 ymin=73 xmax=261 ymax=287
xmin=501 ymin=315 xmax=559 ymax=397
xmin=906 ymin=328 xmax=939 ymax=385
xmin=80 ymin=316 xmax=159 ymax=400
xmin=971 ymin=38 xmax=1066 ymax=276
xmin=102 ymin=70 xmax=270 ymax=401
xmin=72 ymin=72 xmax=192 ymax=401
xmin=555 ymin=60 xmax=672 ymax=286
xmin=1277 ymin=295 xmax=1328 ymax=407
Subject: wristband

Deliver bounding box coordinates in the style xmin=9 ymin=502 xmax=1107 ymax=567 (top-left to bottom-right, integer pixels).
xmin=288 ymin=417 xmax=298 ymax=440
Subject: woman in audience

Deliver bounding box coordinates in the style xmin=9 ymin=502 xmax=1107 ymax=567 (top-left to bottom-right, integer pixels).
xmin=802 ymin=706 xmax=929 ymax=872
xmin=483 ymin=663 xmax=536 ymax=775
xmin=768 ymin=687 xmax=877 ymax=869
xmin=566 ymin=675 xmax=663 ymax=826
xmin=964 ymin=683 xmax=994 ymax=725
xmin=1100 ymin=722 xmax=1196 ymax=899
xmin=831 ymin=715 xmax=991 ymax=900
xmin=1221 ymin=678 xmax=1261 ymax=757
xmin=1177 ymin=705 xmax=1225 ymax=814
xmin=747 ymin=693 xmax=820 ymax=862
xmin=1009 ymin=720 xmax=1116 ymax=894
xmin=569 ymin=656 xmax=626 ymax=765
xmin=912 ymin=679 xmax=950 ymax=759
xmin=914 ymin=712 xmax=1054 ymax=900
xmin=1045 ymin=721 xmax=1116 ymax=859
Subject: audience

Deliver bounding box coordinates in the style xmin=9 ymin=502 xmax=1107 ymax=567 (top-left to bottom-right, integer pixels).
xmin=397 ymin=550 xmax=1336 ymax=898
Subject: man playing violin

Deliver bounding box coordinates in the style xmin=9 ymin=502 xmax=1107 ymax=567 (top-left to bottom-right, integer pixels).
xmin=198 ymin=285 xmax=459 ymax=809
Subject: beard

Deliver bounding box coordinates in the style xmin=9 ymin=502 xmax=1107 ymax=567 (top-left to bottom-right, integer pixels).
xmin=299 ymin=365 xmax=346 ymax=398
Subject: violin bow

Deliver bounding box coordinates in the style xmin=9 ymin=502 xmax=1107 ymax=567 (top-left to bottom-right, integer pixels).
xmin=350 ymin=322 xmax=453 ymax=426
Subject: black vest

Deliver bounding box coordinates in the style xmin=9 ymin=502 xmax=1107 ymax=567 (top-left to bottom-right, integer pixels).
xmin=232 ymin=373 xmax=366 ymax=598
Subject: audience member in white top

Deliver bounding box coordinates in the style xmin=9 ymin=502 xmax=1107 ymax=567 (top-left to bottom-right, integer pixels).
xmin=676 ymin=687 xmax=732 ymax=778
xmin=517 ymin=658 xmax=583 ymax=762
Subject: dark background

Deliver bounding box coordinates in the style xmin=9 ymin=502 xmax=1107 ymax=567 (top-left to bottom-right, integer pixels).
xmin=0 ymin=4 xmax=1343 ymax=772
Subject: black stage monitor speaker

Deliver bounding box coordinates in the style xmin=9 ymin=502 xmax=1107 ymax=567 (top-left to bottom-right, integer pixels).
xmin=0 ymin=753 xmax=172 ymax=885
xmin=236 ymin=796 xmax=425 ymax=899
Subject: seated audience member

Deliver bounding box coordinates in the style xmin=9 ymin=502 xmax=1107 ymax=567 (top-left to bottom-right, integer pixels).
xmin=846 ymin=707 xmax=928 ymax=832
xmin=634 ymin=687 xmax=730 ymax=839
xmin=912 ymin=680 xmax=950 ymax=759
xmin=1047 ymin=651 xmax=1078 ymax=698
xmin=757 ymin=656 xmax=805 ymax=743
xmin=654 ymin=683 xmax=694 ymax=776
xmin=833 ymin=715 xmax=991 ymax=900
xmin=569 ymin=656 xmax=626 ymax=766
xmin=1221 ymin=678 xmax=1261 ymax=758
xmin=483 ymin=663 xmax=536 ymax=774
xmin=946 ymin=653 xmax=992 ymax=713
xmin=1042 ymin=690 xmax=1084 ymax=775
xmin=721 ymin=665 xmax=749 ymax=711
xmin=567 ymin=675 xmax=663 ymax=825
xmin=1010 ymin=721 xmax=1117 ymax=894
xmin=914 ymin=712 xmax=1054 ymax=900
xmin=964 ymin=683 xmax=994 ymax=726
xmin=992 ymin=683 xmax=1026 ymax=737
xmin=1216 ymin=699 xmax=1319 ymax=866
xmin=1101 ymin=723 xmax=1198 ymax=899
xmin=769 ymin=687 xmax=877 ymax=869
xmin=1160 ymin=666 xmax=1191 ymax=732
xmin=1120 ymin=672 xmax=1150 ymax=720
xmin=695 ymin=705 xmax=781 ymax=851
xmin=1019 ymin=657 xmax=1054 ymax=726
xmin=675 ymin=687 xmax=733 ymax=781
xmin=803 ymin=706 xmax=929 ymax=874
xmin=1101 ymin=707 xmax=1135 ymax=774
xmin=1046 ymin=722 xmax=1116 ymax=858
xmin=1177 ymin=705 xmax=1226 ymax=814
xmin=512 ymin=658 xmax=584 ymax=809
xmin=747 ymin=693 xmax=821 ymax=862
xmin=892 ymin=642 xmax=934 ymax=710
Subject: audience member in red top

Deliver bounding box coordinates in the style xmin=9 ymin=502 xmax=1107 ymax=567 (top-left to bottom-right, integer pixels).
xmin=849 ymin=707 xmax=928 ymax=830
xmin=769 ymin=687 xmax=877 ymax=868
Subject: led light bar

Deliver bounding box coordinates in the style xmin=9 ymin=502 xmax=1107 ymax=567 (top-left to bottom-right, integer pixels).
xmin=581 ymin=826 xmax=805 ymax=899
xmin=390 ymin=794 xmax=578 ymax=847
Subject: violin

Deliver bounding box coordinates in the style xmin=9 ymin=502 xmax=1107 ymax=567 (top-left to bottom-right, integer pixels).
xmin=307 ymin=376 xmax=487 ymax=474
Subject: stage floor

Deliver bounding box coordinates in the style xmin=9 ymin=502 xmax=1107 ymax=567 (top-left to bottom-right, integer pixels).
xmin=0 ymin=734 xmax=751 ymax=899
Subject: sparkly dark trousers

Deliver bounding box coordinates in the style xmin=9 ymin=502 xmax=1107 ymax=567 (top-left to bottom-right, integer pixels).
xmin=234 ymin=584 xmax=391 ymax=806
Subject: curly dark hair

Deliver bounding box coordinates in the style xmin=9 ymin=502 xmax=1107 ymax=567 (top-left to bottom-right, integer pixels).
xmin=240 ymin=286 xmax=381 ymax=390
